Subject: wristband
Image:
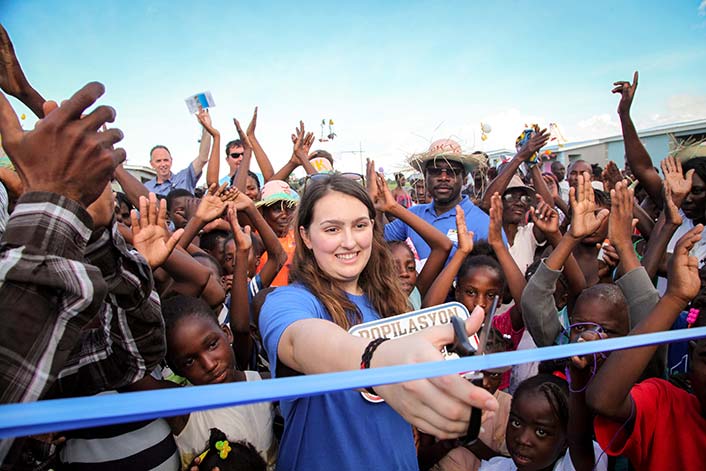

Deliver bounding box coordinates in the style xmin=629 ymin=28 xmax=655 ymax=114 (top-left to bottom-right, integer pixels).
xmin=360 ymin=338 xmax=390 ymax=395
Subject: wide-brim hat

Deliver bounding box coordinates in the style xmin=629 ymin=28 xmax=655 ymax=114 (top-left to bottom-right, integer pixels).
xmin=408 ymin=139 xmax=487 ymax=174
xmin=254 ymin=180 xmax=300 ymax=208
xmin=503 ymin=175 xmax=535 ymax=197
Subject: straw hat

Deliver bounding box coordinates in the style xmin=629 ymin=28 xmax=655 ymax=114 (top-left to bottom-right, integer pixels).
xmin=254 ymin=180 xmax=300 ymax=208
xmin=408 ymin=139 xmax=487 ymax=174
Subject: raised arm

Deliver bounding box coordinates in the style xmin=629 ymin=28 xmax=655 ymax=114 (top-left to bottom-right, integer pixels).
xmin=641 ymin=157 xmax=692 ymax=279
xmin=0 ymin=24 xmax=46 ymax=118
xmin=368 ymin=165 xmax=452 ymax=295
xmin=613 ymin=71 xmax=662 ymax=203
xmin=114 ymin=163 xmax=149 ymax=208
xmin=225 ymin=204 xmax=254 ymax=369
xmin=608 ymin=181 xmax=641 ymax=276
xmin=196 ymin=109 xmax=219 ymax=187
xmin=270 ymin=121 xmax=317 ymax=181
xmin=232 ymin=116 xmax=253 ymax=192
xmin=547 ymin=173 xmax=608 ymax=273
xmin=0 ymin=81 xmax=126 ymax=410
xmin=246 ymin=107 xmax=275 ymax=181
xmin=587 ymin=225 xmax=702 ymax=422
xmin=480 ymin=128 xmax=549 ymax=211
xmin=232 ymin=190 xmax=287 ymax=288
xmin=178 ymin=183 xmax=238 ymax=249
xmin=422 ymin=207 xmax=473 ymax=307
xmin=488 ymin=193 xmax=525 ymax=329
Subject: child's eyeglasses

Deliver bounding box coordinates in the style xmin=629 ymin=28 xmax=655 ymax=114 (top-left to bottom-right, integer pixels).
xmin=302 ymin=172 xmax=365 ymax=191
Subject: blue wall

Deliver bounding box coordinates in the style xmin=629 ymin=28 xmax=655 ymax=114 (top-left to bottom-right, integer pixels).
xmin=607 ymin=135 xmax=670 ymax=170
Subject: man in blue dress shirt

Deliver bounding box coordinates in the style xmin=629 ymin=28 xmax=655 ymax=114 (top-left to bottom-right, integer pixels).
xmin=144 ymin=144 xmax=208 ymax=196
xmin=384 ymin=139 xmax=492 ymax=263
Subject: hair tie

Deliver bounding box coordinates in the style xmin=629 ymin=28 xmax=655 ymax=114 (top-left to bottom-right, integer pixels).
xmin=687 ymin=308 xmax=700 ymax=328
xmin=215 ymin=440 xmax=232 ymax=460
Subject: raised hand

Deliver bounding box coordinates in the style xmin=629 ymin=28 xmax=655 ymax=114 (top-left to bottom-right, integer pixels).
xmin=196 ymin=108 xmax=219 ymax=136
xmin=455 ymin=206 xmax=474 ymax=255
xmin=663 ymin=178 xmax=683 ymax=226
xmin=608 ymin=180 xmax=635 ymax=251
xmin=291 ymin=120 xmax=315 ymax=164
xmin=601 ymin=161 xmax=623 ymax=194
xmin=226 ymin=203 xmax=252 ymax=253
xmin=0 ymin=82 xmax=125 ymax=207
xmin=366 ymin=158 xmax=380 ymax=205
xmin=195 ymin=183 xmax=238 ymax=222
xmin=86 ymin=183 xmax=116 ymax=229
xmin=130 ymin=193 xmax=183 ymax=268
xmin=233 ymin=117 xmax=252 ymax=150
xmin=529 ymin=194 xmax=560 ymax=236
xmin=542 ymin=174 xmax=560 ymax=200
xmin=488 ymin=192 xmax=504 ymax=247
xmin=666 ymin=224 xmax=703 ymax=304
xmin=597 ymin=243 xmax=620 ymax=281
xmin=0 ymin=24 xmax=45 ymax=117
xmin=612 ymin=71 xmax=638 ymax=116
xmin=230 ymin=186 xmax=256 ymax=212
xmin=518 ymin=128 xmax=550 ymax=160
xmin=373 ymin=172 xmax=397 ymax=213
xmin=246 ymin=106 xmax=258 ymax=138
xmin=660 ymin=155 xmax=693 ymax=209
xmin=569 ymin=172 xmax=609 ymax=239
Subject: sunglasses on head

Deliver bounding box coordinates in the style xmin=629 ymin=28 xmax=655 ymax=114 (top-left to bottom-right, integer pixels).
xmin=229 ymin=152 xmax=244 ymax=159
xmin=302 ymin=172 xmax=365 ymax=191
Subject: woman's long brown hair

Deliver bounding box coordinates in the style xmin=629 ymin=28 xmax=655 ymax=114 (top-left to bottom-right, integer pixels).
xmin=289 ymin=175 xmax=410 ymax=330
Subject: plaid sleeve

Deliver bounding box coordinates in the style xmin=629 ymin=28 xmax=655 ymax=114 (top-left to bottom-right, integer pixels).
xmin=0 ymin=192 xmax=107 ymax=405
xmin=53 ymin=220 xmax=166 ymax=397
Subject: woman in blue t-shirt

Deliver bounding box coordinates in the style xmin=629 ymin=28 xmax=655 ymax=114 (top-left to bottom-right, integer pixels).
xmin=259 ymin=173 xmax=498 ymax=470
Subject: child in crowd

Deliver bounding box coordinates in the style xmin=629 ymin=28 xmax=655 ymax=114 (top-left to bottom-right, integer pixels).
xmin=135 ymin=295 xmax=277 ymax=470
xmin=480 ymin=374 xmax=606 ymax=471
xmin=587 ymin=225 xmax=706 ymax=470
xmin=190 ymin=428 xmax=266 ymax=471
xmin=254 ymin=180 xmax=299 ymax=287
xmin=419 ymin=328 xmax=513 ymax=471
xmin=365 ymin=163 xmax=452 ymax=310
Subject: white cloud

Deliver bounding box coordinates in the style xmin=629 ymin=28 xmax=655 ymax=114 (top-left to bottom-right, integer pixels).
xmin=569 ymin=114 xmax=621 ymax=141
xmin=699 ymin=0 xmax=706 ymax=16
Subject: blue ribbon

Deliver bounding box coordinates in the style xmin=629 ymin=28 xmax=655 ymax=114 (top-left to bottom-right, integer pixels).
xmin=1 ymin=327 xmax=705 ymax=439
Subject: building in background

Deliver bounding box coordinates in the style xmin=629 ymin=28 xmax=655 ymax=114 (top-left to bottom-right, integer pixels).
xmin=540 ymin=119 xmax=706 ymax=171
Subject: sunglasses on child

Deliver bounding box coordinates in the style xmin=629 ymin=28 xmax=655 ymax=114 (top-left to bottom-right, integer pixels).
xmin=302 ymin=172 xmax=365 ymax=191
xmin=229 ymin=152 xmax=244 ymax=159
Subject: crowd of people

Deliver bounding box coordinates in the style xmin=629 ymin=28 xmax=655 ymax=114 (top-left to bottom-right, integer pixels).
xmin=1 ymin=24 xmax=706 ymax=471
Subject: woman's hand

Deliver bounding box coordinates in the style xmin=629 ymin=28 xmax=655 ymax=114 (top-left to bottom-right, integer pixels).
xmin=371 ymin=306 xmax=498 ymax=439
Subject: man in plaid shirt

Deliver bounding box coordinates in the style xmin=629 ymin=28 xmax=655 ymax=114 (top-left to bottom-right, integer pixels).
xmin=0 ymin=82 xmax=168 ymax=463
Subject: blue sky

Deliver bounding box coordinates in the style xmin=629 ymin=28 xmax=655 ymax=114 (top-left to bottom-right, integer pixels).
xmin=4 ymin=1 xmax=706 ymax=178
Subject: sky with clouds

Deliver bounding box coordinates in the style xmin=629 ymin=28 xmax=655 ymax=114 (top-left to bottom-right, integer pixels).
xmin=4 ymin=1 xmax=706 ymax=179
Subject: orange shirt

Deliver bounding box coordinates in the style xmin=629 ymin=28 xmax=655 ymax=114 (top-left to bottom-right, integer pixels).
xmin=257 ymin=230 xmax=296 ymax=287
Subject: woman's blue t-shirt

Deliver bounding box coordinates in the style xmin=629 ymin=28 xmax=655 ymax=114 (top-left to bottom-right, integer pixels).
xmin=259 ymin=284 xmax=418 ymax=470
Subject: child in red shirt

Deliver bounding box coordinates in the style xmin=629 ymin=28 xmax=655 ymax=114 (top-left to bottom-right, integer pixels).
xmin=587 ymin=225 xmax=706 ymax=470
